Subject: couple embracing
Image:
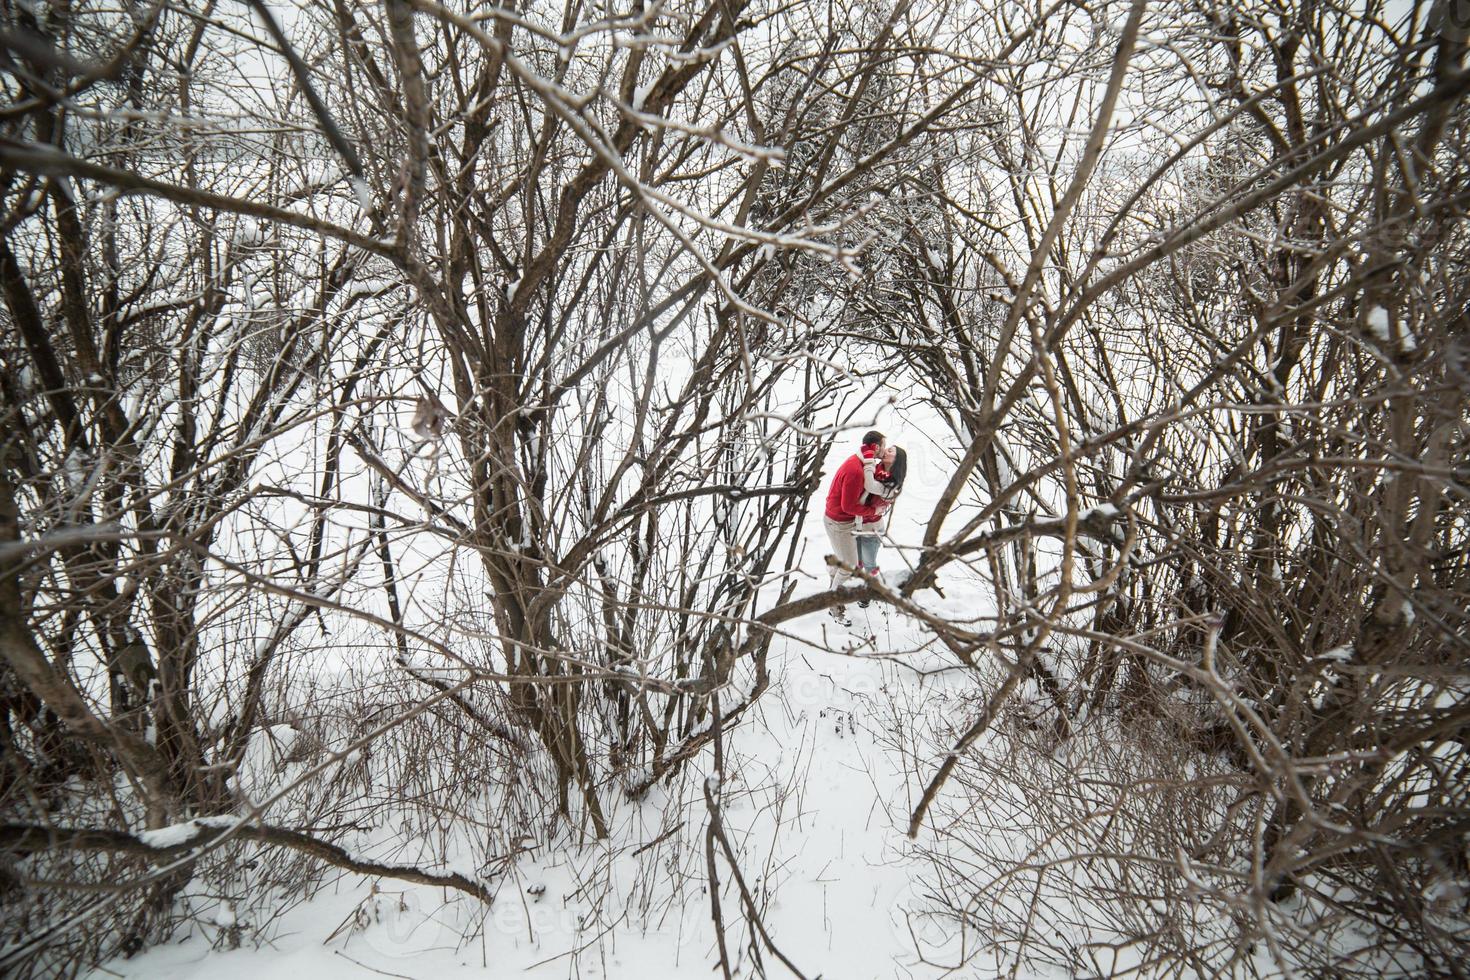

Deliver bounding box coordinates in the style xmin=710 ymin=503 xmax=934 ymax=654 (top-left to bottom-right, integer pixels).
xmin=822 ymin=430 xmax=907 ymax=626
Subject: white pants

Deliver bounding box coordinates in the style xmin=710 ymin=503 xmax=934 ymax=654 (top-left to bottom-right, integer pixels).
xmin=824 ymin=515 xmax=858 ymax=592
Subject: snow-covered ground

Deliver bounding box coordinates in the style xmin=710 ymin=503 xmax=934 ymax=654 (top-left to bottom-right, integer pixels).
xmin=94 ymin=413 xmax=1014 ymax=980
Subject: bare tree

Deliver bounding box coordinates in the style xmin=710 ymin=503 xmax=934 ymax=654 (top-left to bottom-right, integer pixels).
xmin=0 ymin=0 xmax=950 ymax=970
xmin=2 ymin=0 xmax=1466 ymax=975
xmin=858 ymin=0 xmax=1470 ymax=974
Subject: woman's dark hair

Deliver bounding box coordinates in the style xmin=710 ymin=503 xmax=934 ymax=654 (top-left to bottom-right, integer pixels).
xmin=881 ymin=447 xmax=907 ymax=493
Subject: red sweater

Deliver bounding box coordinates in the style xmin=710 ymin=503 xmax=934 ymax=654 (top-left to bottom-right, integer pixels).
xmin=825 ymin=452 xmax=882 ymax=522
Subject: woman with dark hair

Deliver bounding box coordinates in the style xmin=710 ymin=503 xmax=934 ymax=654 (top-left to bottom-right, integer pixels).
xmin=853 ymin=445 xmax=905 ymax=595
xmin=823 ymin=431 xmax=889 ymax=626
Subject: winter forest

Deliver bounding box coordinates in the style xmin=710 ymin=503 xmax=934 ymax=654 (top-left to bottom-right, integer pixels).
xmin=1 ymin=0 xmax=1468 ymax=976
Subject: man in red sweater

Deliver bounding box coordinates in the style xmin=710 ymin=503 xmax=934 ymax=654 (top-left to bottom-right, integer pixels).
xmin=823 ymin=430 xmax=889 ymax=625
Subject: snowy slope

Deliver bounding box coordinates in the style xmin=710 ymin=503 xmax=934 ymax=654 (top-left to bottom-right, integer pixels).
xmin=93 ymin=412 xmax=1009 ymax=980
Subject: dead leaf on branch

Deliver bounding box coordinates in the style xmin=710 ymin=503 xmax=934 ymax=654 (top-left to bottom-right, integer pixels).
xmin=410 ymin=395 xmax=451 ymax=440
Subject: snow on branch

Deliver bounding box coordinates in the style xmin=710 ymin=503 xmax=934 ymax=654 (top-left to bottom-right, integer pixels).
xmin=1 ymin=819 xmax=495 ymax=904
